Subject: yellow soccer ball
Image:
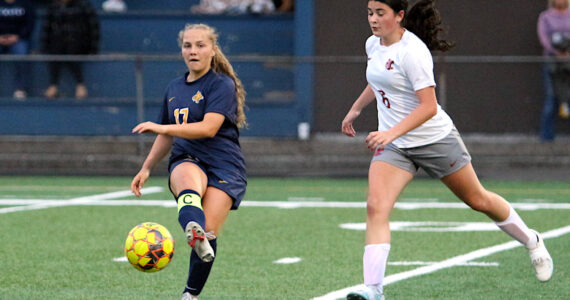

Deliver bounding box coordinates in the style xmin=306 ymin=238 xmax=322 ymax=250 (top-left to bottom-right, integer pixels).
xmin=124 ymin=222 xmax=174 ymax=272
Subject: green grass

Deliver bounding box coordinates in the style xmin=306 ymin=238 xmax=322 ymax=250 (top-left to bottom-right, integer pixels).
xmin=0 ymin=176 xmax=568 ymax=299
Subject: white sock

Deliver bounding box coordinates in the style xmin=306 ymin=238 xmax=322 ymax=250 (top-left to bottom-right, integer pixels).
xmin=495 ymin=205 xmax=537 ymax=248
xmin=363 ymin=243 xmax=391 ymax=294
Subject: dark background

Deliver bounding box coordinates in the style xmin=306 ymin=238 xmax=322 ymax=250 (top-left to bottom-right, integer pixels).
xmin=313 ymin=0 xmax=567 ymax=135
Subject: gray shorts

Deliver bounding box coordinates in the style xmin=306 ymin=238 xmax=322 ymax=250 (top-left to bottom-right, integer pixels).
xmin=371 ymin=128 xmax=471 ymax=179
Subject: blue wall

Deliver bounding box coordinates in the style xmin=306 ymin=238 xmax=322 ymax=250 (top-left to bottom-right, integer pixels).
xmin=0 ymin=6 xmax=314 ymax=137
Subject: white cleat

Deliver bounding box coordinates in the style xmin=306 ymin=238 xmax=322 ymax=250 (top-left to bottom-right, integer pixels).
xmin=347 ymin=287 xmax=385 ymax=300
xmin=181 ymin=292 xmax=198 ymax=300
xmin=185 ymin=221 xmax=215 ymax=262
xmin=527 ymin=230 xmax=553 ymax=282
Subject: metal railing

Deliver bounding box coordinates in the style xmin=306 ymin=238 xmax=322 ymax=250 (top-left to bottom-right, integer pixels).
xmin=2 ymin=53 xmax=568 ymax=129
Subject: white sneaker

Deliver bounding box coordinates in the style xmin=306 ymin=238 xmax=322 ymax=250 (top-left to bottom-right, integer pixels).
xmin=181 ymin=292 xmax=198 ymax=300
xmin=526 ymin=230 xmax=553 ymax=282
xmin=185 ymin=221 xmax=215 ymax=262
xmin=13 ymin=90 xmax=26 ymax=100
xmin=347 ymin=287 xmax=385 ymax=300
xmin=102 ymin=0 xmax=126 ymax=12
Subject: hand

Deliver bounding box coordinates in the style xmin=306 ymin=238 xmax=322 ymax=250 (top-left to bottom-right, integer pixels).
xmin=341 ymin=110 xmax=360 ymax=137
xmin=131 ymin=169 xmax=150 ymax=197
xmin=5 ymin=34 xmax=19 ymax=45
xmin=132 ymin=121 xmax=165 ymax=135
xmin=365 ymin=130 xmax=397 ymax=151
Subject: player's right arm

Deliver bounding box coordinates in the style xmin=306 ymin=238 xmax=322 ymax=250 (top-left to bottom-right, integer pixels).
xmin=131 ymin=134 xmax=173 ymax=197
xmin=342 ymin=84 xmax=376 ymax=137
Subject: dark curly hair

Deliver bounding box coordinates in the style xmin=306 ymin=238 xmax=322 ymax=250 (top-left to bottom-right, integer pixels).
xmin=370 ymin=0 xmax=454 ymax=52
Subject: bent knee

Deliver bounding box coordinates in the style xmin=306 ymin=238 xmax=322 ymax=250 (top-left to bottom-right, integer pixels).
xmin=462 ymin=190 xmax=494 ymax=213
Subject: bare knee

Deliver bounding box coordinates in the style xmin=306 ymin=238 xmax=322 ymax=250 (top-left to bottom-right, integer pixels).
xmin=366 ymin=195 xmax=392 ymax=220
xmin=462 ymin=189 xmax=494 ymax=213
xmin=204 ymin=222 xmax=220 ymax=237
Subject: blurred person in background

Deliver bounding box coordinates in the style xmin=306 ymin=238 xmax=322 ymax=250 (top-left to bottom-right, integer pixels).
xmin=191 ymin=0 xmax=276 ymax=15
xmin=342 ymin=1 xmax=554 ymax=299
xmin=102 ymin=0 xmax=126 ymax=13
xmin=0 ymin=0 xmax=35 ymax=100
xmin=273 ymin=0 xmax=293 ymax=13
xmin=130 ymin=24 xmax=247 ymax=300
xmin=537 ymin=0 xmax=570 ymax=141
xmin=41 ymin=0 xmax=99 ymax=99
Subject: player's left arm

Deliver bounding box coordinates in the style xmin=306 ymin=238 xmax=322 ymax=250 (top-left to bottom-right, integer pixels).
xmin=132 ymin=112 xmax=225 ymax=139
xmin=365 ymin=86 xmax=437 ymax=150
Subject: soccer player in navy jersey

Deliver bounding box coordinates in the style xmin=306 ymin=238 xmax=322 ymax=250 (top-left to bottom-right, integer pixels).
xmin=130 ymin=23 xmax=247 ymax=300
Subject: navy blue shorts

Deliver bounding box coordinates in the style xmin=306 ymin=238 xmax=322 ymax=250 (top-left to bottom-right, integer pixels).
xmin=168 ymin=155 xmax=247 ymax=210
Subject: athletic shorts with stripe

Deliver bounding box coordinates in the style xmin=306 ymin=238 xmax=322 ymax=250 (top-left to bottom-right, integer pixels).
xmin=371 ymin=128 xmax=472 ymax=179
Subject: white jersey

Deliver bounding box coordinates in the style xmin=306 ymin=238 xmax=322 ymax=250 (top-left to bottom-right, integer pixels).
xmin=366 ymin=30 xmax=453 ymax=148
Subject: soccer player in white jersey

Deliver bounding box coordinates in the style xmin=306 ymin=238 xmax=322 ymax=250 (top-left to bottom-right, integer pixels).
xmin=341 ymin=1 xmax=554 ymax=299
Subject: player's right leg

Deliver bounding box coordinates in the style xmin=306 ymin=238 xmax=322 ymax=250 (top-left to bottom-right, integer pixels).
xmin=170 ymin=161 xmax=214 ymax=261
xmin=347 ymin=286 xmax=385 ymax=300
xmin=346 ymin=161 xmax=413 ymax=299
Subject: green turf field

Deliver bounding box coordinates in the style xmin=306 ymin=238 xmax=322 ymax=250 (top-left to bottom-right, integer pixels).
xmin=0 ymin=176 xmax=568 ymax=299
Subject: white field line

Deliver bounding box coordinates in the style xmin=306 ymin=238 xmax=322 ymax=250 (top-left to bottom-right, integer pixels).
xmin=273 ymin=257 xmax=303 ymax=264
xmin=388 ymin=261 xmax=499 ymax=267
xmin=312 ymin=225 xmax=570 ymax=300
xmin=113 ymin=256 xmax=128 ymax=262
xmin=340 ymin=221 xmax=501 ymax=232
xmin=287 ymin=197 xmax=325 ymax=202
xmin=0 ymin=187 xmax=163 ymax=214
xmin=1 ymin=200 xmax=570 ymax=211
xmin=2 ymin=200 xmax=569 ymax=211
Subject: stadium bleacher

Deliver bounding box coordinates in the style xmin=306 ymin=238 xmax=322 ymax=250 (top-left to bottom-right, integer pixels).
xmin=89 ymin=0 xmax=200 ymax=11
xmin=0 ymin=0 xmax=303 ymax=136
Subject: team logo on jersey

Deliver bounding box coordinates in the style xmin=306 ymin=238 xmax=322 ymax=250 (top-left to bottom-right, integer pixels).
xmin=385 ymin=59 xmax=395 ymax=70
xmin=192 ymin=91 xmax=204 ymax=104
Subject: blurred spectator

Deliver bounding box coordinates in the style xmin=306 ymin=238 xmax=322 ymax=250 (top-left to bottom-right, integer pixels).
xmin=41 ymin=0 xmax=99 ymax=99
xmin=0 ymin=0 xmax=35 ymax=100
xmin=273 ymin=0 xmax=293 ymax=13
xmin=191 ymin=0 xmax=275 ymax=15
xmin=102 ymin=0 xmax=126 ymax=13
xmin=537 ymin=0 xmax=570 ymax=141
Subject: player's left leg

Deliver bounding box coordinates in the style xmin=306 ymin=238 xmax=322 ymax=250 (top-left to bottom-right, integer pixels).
xmin=68 ymin=61 xmax=87 ymax=99
xmin=9 ymin=40 xmax=30 ymax=99
xmin=184 ymin=186 xmax=232 ymax=297
xmin=441 ymin=163 xmax=553 ymax=281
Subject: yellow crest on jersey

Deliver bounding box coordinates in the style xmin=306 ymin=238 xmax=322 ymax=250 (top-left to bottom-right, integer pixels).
xmin=192 ymin=91 xmax=204 ymax=104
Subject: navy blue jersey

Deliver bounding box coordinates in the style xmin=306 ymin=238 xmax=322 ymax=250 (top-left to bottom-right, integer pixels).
xmin=0 ymin=0 xmax=35 ymax=39
xmin=159 ymin=70 xmax=246 ymax=178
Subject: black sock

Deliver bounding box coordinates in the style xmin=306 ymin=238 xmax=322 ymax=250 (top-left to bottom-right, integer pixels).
xmin=184 ymin=238 xmax=218 ymax=295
